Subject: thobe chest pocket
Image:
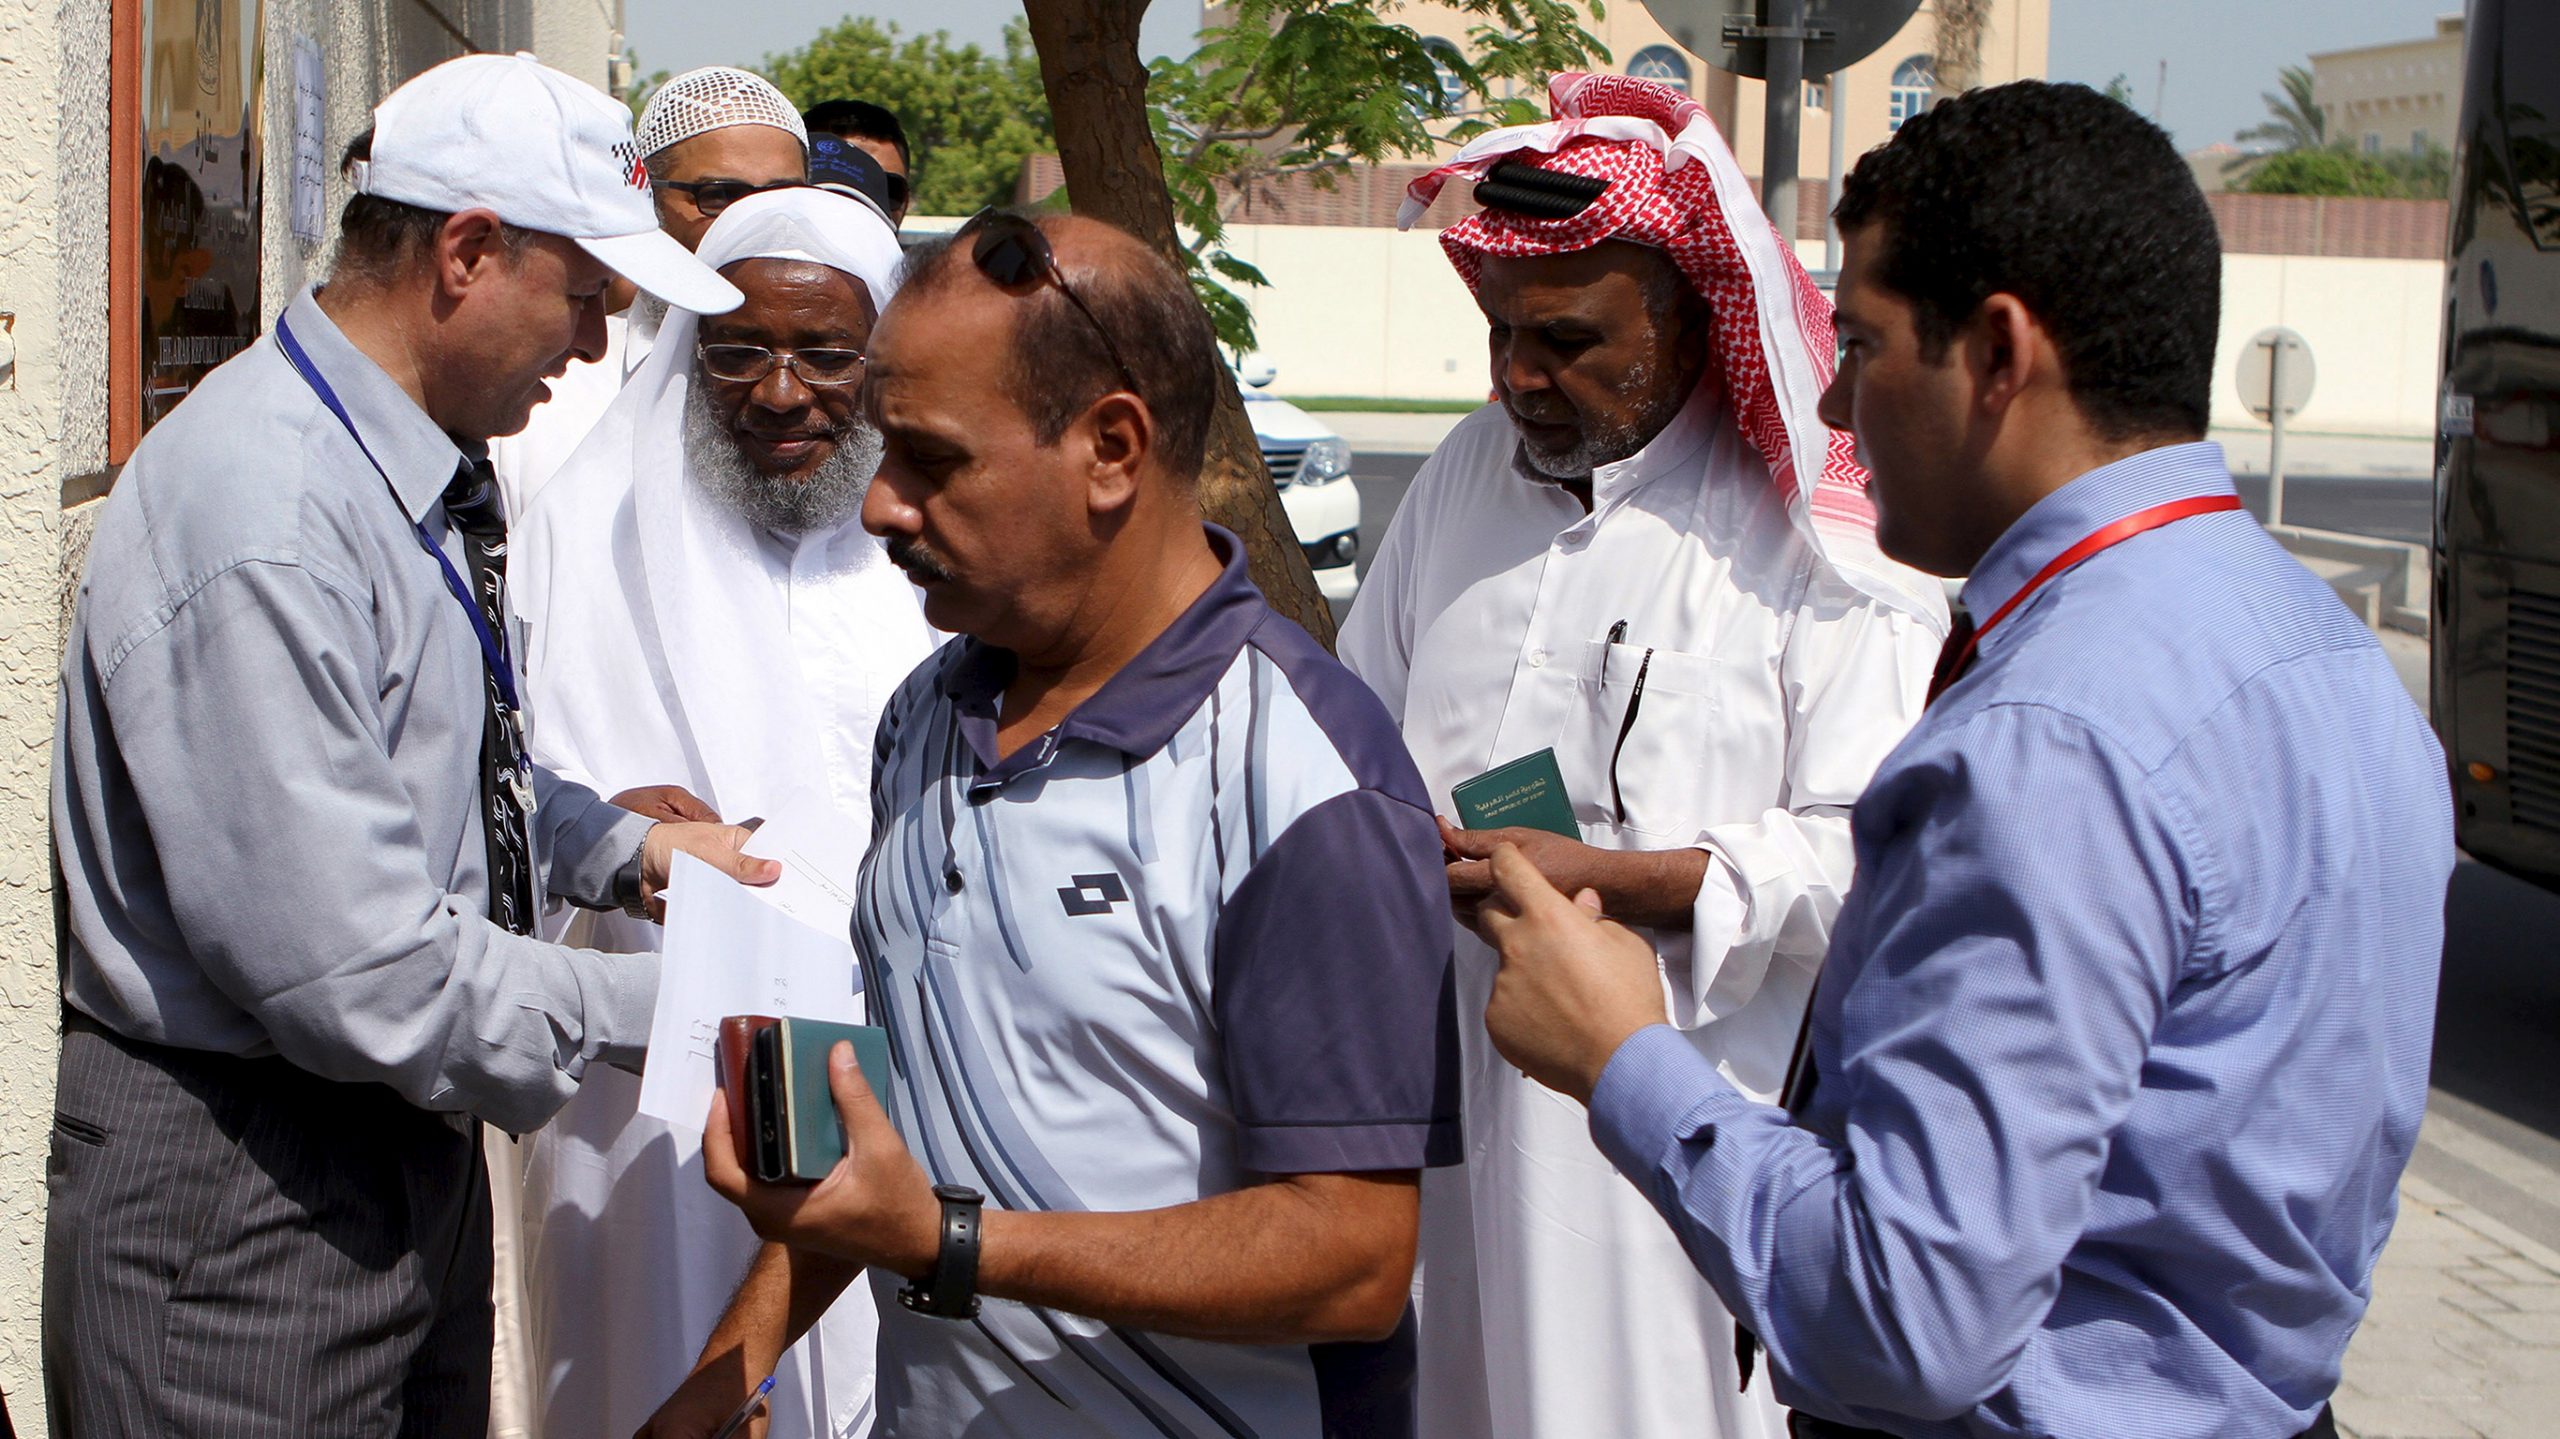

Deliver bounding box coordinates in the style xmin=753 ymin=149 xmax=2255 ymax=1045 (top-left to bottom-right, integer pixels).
xmin=1554 ymin=640 xmax=1734 ymax=840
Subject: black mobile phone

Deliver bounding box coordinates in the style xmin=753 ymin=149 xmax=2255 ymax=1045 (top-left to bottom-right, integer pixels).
xmin=748 ymin=1022 xmax=790 ymax=1184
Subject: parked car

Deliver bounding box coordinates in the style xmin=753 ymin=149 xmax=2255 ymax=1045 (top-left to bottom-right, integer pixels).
xmin=1236 ymin=360 xmax=1362 ymax=605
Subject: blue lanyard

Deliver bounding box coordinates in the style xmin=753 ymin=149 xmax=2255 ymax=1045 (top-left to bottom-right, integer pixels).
xmin=272 ymin=314 xmax=523 ymax=717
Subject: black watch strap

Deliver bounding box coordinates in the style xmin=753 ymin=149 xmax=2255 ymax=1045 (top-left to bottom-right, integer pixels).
xmin=899 ymin=1184 xmax=985 ymax=1319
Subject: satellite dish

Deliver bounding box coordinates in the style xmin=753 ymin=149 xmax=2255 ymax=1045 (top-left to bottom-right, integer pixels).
xmin=1635 ymin=0 xmax=1923 ymax=79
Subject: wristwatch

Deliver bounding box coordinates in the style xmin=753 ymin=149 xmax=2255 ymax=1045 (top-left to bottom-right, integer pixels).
xmin=609 ymin=836 xmax=650 ymax=918
xmin=898 ymin=1183 xmax=986 ymax=1319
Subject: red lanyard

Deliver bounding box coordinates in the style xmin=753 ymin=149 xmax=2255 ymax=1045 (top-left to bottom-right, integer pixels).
xmin=1937 ymin=494 xmax=2244 ymax=690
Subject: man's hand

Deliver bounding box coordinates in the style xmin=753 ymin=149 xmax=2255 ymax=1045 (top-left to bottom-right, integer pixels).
xmin=640 ymin=821 xmax=781 ymax=921
xmin=702 ymin=1041 xmax=942 ymax=1277
xmin=611 ymin=784 xmax=721 ymax=824
xmin=1479 ymin=844 xmax=1670 ymax=1104
xmin=1439 ymin=816 xmax=1706 ymax=933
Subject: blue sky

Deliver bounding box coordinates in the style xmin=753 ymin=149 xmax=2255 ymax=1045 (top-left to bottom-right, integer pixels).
xmin=625 ymin=0 xmax=2460 ymax=152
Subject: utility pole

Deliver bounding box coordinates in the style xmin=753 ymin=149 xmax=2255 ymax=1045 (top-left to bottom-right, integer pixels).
xmin=1824 ymin=68 xmax=1848 ymax=271
xmin=1762 ymin=0 xmax=1807 ymax=239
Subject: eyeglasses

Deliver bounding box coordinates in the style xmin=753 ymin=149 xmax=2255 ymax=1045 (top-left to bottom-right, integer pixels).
xmin=657 ymin=177 xmax=807 ymax=217
xmin=883 ymin=173 xmax=911 ymax=211
xmin=697 ymin=342 xmax=867 ymax=387
xmin=958 ymin=208 xmax=1142 ymax=399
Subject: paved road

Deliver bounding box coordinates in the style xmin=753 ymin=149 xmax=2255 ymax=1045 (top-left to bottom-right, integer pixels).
xmin=1346 ymin=455 xmax=2431 ymax=574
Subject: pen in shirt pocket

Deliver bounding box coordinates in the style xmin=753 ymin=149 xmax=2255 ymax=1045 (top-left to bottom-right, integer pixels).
xmin=1602 ymin=619 xmax=1628 ymax=683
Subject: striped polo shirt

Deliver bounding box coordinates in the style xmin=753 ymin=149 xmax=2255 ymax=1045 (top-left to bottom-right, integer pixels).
xmin=855 ymin=528 xmax=1461 ymax=1439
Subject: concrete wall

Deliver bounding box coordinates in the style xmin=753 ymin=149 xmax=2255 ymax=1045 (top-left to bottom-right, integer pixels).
xmin=2213 ymin=254 xmax=2442 ymax=438
xmin=1233 ymin=222 xmax=2443 ymax=438
xmin=0 ymin=1 xmax=618 ymax=1429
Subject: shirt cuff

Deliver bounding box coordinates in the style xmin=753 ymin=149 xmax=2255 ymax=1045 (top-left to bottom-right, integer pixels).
xmin=1588 ymin=1024 xmax=1749 ymax=1182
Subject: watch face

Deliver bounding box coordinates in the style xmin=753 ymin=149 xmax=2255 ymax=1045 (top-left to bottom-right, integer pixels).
xmin=934 ymin=1183 xmax=984 ymax=1205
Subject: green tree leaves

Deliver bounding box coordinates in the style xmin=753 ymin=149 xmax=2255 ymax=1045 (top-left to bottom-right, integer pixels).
xmin=761 ymin=18 xmax=1058 ymax=217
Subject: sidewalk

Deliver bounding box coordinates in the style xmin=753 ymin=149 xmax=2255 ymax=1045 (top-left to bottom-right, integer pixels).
xmin=2335 ymin=1170 xmax=2560 ymax=1439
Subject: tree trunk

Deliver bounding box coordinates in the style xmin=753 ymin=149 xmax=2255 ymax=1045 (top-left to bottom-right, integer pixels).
xmin=1929 ymin=0 xmax=1990 ymax=107
xmin=1021 ymin=0 xmax=1339 ymax=647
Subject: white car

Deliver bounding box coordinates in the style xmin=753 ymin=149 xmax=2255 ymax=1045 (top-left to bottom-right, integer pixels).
xmin=1236 ymin=363 xmax=1362 ymax=605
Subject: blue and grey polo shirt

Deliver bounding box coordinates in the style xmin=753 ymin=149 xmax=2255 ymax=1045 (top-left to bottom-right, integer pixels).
xmin=855 ymin=527 xmax=1461 ymax=1438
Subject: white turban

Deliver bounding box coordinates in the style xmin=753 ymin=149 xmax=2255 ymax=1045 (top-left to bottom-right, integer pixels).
xmin=634 ymin=66 xmax=809 ymax=162
xmin=515 ymin=185 xmax=925 ymax=816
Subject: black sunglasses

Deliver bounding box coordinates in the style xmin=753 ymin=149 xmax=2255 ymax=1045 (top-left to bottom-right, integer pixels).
xmin=883 ymin=173 xmax=911 ymax=210
xmin=958 ymin=208 xmax=1142 ymax=399
xmin=658 ymin=177 xmax=808 ymax=217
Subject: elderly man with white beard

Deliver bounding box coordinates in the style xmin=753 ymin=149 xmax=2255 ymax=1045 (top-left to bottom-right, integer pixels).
xmin=504 ymin=186 xmax=934 ymax=1439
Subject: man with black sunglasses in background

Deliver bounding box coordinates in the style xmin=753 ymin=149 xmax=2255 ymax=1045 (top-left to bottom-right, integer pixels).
xmin=640 ymin=211 xmax=1461 ymax=1439
xmin=804 ymin=99 xmax=913 ymax=228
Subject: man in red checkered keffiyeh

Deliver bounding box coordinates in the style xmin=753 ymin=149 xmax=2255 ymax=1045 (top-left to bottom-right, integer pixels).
xmin=1337 ymin=71 xmax=1948 ymax=1439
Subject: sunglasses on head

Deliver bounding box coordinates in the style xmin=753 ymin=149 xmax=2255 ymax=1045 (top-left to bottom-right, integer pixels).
xmin=657 ymin=177 xmax=807 ymax=217
xmin=958 ymin=208 xmax=1142 ymax=400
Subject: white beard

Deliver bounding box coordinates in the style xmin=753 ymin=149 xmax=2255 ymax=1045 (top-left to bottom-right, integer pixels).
xmin=681 ymin=379 xmax=884 ymax=536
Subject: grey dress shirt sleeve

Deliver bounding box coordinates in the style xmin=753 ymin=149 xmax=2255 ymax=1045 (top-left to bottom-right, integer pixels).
xmin=100 ymin=556 xmax=654 ymax=1132
xmin=533 ymin=762 xmax=652 ymax=907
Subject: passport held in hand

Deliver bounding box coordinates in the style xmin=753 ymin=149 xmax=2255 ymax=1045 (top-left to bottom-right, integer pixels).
xmin=1450 ymin=747 xmax=1579 ymax=838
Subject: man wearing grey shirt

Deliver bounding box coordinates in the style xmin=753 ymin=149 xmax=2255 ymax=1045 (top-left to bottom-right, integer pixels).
xmin=44 ymin=56 xmax=774 ymax=1437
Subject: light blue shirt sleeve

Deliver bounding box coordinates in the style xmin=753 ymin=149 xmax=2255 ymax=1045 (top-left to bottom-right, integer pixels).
xmin=1589 ymin=702 xmax=2189 ymax=1421
xmin=86 ymin=556 xmax=655 ymax=1132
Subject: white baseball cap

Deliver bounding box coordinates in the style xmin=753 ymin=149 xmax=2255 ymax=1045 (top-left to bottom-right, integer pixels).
xmin=354 ymin=53 xmax=742 ymax=315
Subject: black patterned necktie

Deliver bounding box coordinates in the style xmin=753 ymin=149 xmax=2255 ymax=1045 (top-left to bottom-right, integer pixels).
xmin=442 ymin=457 xmax=537 ymax=936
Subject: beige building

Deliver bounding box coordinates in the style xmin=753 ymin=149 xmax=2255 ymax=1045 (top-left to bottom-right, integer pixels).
xmin=0 ymin=2 xmax=622 ymax=1430
xmin=1397 ymin=0 xmax=2050 ymax=189
xmin=2312 ymin=13 xmax=2463 ymax=158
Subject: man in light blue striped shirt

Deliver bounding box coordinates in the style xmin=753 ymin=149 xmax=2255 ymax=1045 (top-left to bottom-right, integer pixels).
xmin=652 ymin=214 xmax=1460 ymax=1439
xmin=1475 ymin=82 xmax=2451 ymax=1439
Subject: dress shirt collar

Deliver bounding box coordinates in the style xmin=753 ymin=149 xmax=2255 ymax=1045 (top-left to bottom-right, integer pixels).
xmin=281 ymin=287 xmax=467 ymax=520
xmin=942 ymin=524 xmax=1267 ymax=782
xmin=1958 ymin=440 xmax=2236 ymax=649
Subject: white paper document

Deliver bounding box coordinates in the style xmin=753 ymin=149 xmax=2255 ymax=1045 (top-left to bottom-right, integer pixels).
xmin=739 ymin=791 xmax=866 ymax=937
xmin=634 ymin=849 xmax=864 ymax=1129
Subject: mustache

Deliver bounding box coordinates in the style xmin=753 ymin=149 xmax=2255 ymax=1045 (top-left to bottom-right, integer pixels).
xmin=886 ymin=536 xmax=955 ymax=583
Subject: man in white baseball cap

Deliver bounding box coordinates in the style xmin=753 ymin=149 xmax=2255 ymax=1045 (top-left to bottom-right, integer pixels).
xmin=43 ymin=52 xmax=765 ymax=1437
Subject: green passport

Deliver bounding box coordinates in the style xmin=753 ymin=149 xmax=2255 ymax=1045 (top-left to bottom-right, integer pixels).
xmin=1450 ymin=747 xmax=1580 ymax=838
xmin=779 ymin=1017 xmax=896 ymax=1182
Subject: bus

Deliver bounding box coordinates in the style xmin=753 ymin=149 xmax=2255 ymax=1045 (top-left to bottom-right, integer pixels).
xmin=2436 ymin=0 xmax=2560 ymax=892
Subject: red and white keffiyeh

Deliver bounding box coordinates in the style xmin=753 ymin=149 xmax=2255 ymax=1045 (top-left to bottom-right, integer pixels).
xmin=1401 ymin=72 xmax=1944 ymax=625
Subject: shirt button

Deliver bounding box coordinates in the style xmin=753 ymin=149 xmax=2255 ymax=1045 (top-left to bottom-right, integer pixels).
xmin=944 ymin=868 xmax=964 ymax=894
xmin=1527 ymin=649 xmax=1548 ymax=668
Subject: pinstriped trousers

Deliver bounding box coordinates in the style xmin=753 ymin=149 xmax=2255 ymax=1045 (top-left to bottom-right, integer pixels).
xmin=42 ymin=1013 xmax=491 ymax=1438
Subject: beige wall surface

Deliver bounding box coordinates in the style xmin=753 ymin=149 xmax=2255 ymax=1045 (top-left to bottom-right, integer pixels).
xmin=1230 ymin=222 xmax=2441 ymax=437
xmin=2312 ymin=18 xmax=2462 ymax=158
xmin=0 ymin=1 xmax=616 ymax=1430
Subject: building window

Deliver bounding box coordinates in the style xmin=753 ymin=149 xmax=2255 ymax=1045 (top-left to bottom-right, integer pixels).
xmin=1421 ymin=37 xmax=1467 ymax=114
xmin=2364 ymin=132 xmax=2381 ymax=154
xmin=1628 ymin=45 xmax=1692 ymax=92
xmin=1807 ymin=80 xmax=1827 ymax=110
xmin=1889 ymin=55 xmax=1934 ymax=131
xmin=2412 ymin=129 xmax=2429 ymax=154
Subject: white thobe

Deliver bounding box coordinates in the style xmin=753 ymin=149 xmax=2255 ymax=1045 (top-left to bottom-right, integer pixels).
xmin=1338 ymin=391 xmax=1937 ymax=1439
xmin=507 ymin=448 xmax=938 ymax=1439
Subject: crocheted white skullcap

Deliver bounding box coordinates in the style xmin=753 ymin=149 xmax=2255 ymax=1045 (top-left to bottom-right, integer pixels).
xmin=633 ymin=66 xmax=809 ymax=162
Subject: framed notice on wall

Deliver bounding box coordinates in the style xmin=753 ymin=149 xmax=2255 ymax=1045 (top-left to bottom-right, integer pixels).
xmin=112 ymin=0 xmax=265 ymax=458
